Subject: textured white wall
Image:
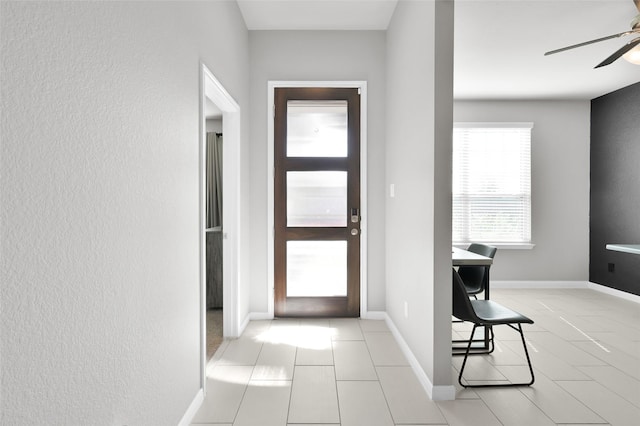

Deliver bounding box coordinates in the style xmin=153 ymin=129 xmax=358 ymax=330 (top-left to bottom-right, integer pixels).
xmin=454 ymin=101 xmax=590 ymax=282
xmin=0 ymin=1 xmax=250 ymax=425
xmin=385 ymin=0 xmax=454 ymax=394
xmin=248 ymin=30 xmax=387 ymax=313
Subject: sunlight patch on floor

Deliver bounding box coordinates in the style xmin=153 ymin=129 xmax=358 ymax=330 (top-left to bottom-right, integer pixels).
xmin=255 ymin=324 xmax=336 ymax=350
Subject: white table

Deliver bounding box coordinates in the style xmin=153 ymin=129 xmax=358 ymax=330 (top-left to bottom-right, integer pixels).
xmin=452 ymin=247 xmax=494 ymax=266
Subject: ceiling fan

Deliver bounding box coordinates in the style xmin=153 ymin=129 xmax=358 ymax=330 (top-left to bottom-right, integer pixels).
xmin=545 ymin=0 xmax=640 ymax=68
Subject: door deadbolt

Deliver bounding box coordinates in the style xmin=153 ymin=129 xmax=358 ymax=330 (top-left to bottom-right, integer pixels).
xmin=351 ymin=228 xmax=359 ymax=236
xmin=351 ymin=208 xmax=359 ymax=223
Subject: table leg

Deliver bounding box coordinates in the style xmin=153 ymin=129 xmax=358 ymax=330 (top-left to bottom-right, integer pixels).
xmin=483 ymin=267 xmax=490 ymax=350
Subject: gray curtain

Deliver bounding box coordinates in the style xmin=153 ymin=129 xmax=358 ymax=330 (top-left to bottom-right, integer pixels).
xmin=206 ymin=132 xmax=223 ymax=229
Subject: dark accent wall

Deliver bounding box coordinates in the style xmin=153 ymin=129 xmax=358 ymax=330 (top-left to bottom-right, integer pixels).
xmin=590 ymin=82 xmax=640 ymax=296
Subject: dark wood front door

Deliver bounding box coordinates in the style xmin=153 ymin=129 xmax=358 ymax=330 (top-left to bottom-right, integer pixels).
xmin=274 ymin=87 xmax=361 ymax=317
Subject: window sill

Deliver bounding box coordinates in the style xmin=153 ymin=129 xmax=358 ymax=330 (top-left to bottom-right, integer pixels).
xmin=453 ymin=243 xmax=535 ymax=250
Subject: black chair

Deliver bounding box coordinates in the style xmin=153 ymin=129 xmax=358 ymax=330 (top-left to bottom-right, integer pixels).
xmin=458 ymin=243 xmax=497 ymax=298
xmin=451 ymin=243 xmax=496 ymax=347
xmin=452 ymin=268 xmax=535 ymax=388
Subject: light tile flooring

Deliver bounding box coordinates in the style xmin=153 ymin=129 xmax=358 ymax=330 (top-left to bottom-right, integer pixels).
xmin=192 ymin=288 xmax=640 ymax=426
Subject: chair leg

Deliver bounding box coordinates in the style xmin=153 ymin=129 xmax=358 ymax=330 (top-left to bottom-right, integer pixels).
xmin=453 ymin=325 xmax=494 ymax=355
xmin=517 ymin=323 xmax=535 ymax=386
xmin=457 ymin=324 xmax=478 ymax=387
xmin=487 ymin=325 xmax=495 ymax=354
xmin=458 ymin=323 xmax=535 ymax=388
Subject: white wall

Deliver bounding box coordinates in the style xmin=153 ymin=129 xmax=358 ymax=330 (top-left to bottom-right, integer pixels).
xmin=248 ymin=30 xmax=387 ymax=313
xmin=454 ymin=101 xmax=590 ymax=282
xmin=0 ymin=1 xmax=250 ymax=425
xmin=385 ymin=0 xmax=455 ymax=397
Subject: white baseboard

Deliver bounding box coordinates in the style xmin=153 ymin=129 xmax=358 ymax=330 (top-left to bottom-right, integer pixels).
xmin=238 ymin=314 xmax=251 ymax=337
xmin=178 ymin=389 xmax=204 ymax=426
xmin=492 ymin=280 xmax=588 ymax=289
xmin=362 ymin=310 xmax=387 ymax=320
xmin=431 ymin=384 xmax=457 ymax=401
xmin=492 ymin=280 xmax=640 ymax=304
xmin=587 ymin=282 xmax=640 ymax=304
xmin=249 ymin=311 xmax=274 ymax=321
xmin=237 ymin=312 xmax=273 ymax=337
xmin=382 ymin=313 xmax=455 ymax=401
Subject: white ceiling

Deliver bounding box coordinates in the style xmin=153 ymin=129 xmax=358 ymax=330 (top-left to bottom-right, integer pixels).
xmin=237 ymin=0 xmax=399 ymax=30
xmin=454 ymin=0 xmax=640 ymax=99
xmin=237 ymin=0 xmax=640 ymax=100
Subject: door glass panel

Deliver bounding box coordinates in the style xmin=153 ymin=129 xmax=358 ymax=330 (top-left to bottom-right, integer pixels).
xmin=287 ymin=171 xmax=347 ymax=227
xmin=287 ymin=100 xmax=348 ymax=157
xmin=287 ymin=241 xmax=347 ymax=297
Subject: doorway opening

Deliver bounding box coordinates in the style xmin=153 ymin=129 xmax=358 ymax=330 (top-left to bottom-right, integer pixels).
xmin=204 ymin=108 xmax=223 ymax=361
xmin=200 ymin=64 xmax=241 ymax=390
xmin=267 ymin=81 xmax=369 ymax=318
xmin=273 ymin=87 xmax=361 ymax=317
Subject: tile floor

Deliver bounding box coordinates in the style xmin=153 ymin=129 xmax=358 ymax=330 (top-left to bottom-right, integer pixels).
xmin=192 ymin=288 xmax=640 ymax=426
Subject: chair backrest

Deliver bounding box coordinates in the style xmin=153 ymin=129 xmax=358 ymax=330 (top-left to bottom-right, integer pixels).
xmin=457 ymin=243 xmax=497 ymax=294
xmin=452 ymin=268 xmax=481 ymax=323
xmin=467 ymin=243 xmax=497 ymax=259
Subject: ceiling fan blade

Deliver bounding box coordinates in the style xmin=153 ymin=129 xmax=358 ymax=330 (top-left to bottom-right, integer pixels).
xmin=635 ymin=0 xmax=640 ymax=13
xmin=545 ymin=30 xmax=637 ymax=56
xmin=595 ymin=36 xmax=640 ymax=68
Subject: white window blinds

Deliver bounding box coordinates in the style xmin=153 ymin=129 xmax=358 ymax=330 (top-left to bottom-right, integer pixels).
xmin=452 ymin=123 xmax=532 ymax=244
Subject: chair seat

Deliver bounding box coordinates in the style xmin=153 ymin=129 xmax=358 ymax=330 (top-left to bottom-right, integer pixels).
xmin=470 ymin=300 xmax=533 ymax=325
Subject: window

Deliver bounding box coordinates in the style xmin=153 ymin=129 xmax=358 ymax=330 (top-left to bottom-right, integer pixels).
xmin=452 ymin=123 xmax=532 ymax=245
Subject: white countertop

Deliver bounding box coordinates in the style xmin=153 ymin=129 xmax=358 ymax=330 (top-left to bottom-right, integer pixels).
xmin=606 ymin=244 xmax=640 ymax=255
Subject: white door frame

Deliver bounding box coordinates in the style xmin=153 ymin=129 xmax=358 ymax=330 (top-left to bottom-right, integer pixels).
xmin=266 ymin=81 xmax=369 ymax=318
xmin=200 ymin=64 xmax=241 ymax=390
